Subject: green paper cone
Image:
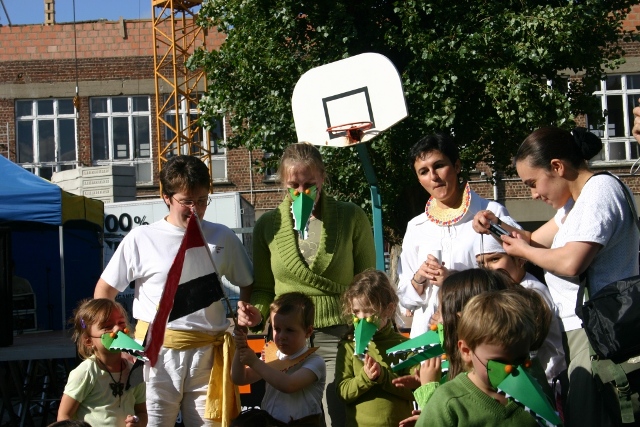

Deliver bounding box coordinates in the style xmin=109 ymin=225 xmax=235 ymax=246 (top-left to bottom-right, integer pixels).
xmin=289 ymin=186 xmax=316 ymax=239
xmin=488 ymin=361 xmax=562 ymax=426
xmin=353 ymin=316 xmax=379 ymax=356
xmin=101 ymin=331 xmax=146 ymax=360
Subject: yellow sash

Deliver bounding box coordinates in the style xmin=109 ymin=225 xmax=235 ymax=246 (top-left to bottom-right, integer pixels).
xmin=135 ymin=321 xmax=240 ymax=426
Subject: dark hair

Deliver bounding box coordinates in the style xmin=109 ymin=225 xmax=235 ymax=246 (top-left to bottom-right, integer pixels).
xmin=440 ymin=268 xmax=517 ymax=379
xmin=507 ymin=286 xmax=552 ymax=352
xmin=408 ymin=132 xmax=460 ymax=170
xmin=513 ymin=126 xmax=602 ymax=170
xmin=342 ymin=269 xmax=399 ymax=321
xmin=159 ymin=155 xmax=211 ymax=197
xmin=270 ymin=292 xmax=315 ymax=330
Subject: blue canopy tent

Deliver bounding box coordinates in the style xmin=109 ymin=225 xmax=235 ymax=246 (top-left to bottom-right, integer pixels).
xmin=0 ymin=156 xmax=104 ymax=330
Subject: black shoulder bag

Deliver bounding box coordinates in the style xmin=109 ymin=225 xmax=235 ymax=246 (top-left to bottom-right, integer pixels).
xmin=575 ymin=172 xmax=640 ymax=425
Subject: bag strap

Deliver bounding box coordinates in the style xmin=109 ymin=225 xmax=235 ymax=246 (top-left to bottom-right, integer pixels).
xmin=591 ymin=354 xmax=637 ymax=423
xmin=575 ymin=171 xmax=640 ymax=319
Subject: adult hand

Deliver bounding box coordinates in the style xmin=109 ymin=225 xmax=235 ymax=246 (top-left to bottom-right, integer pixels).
xmin=500 ymin=232 xmax=530 ymax=259
xmin=414 ymin=254 xmax=448 ymax=287
xmin=399 ymin=411 xmax=421 ymax=427
xmin=472 ymin=210 xmax=498 ymax=234
xmin=237 ymin=301 xmax=262 ymax=328
xmin=363 ymin=354 xmax=381 ymax=381
xmin=633 ymin=103 xmax=640 ymax=144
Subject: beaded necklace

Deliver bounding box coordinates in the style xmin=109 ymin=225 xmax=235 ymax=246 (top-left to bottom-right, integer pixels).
xmin=425 ymin=183 xmax=471 ymax=226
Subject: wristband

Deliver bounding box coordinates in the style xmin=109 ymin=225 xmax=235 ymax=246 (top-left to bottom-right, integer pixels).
xmin=412 ymin=277 xmax=427 ymax=286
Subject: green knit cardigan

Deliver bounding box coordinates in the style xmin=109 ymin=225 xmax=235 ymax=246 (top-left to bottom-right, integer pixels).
xmin=251 ymin=190 xmax=376 ymax=329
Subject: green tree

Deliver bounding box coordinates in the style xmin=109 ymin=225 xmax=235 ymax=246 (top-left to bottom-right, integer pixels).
xmin=189 ymin=0 xmax=635 ymax=241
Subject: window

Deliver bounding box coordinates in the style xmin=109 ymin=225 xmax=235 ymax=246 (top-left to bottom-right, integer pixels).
xmin=588 ymin=75 xmax=640 ymax=162
xmin=90 ymin=96 xmax=153 ymax=184
xmin=15 ymin=99 xmax=77 ymax=180
xmin=164 ymin=95 xmax=227 ymax=182
xmin=263 ymin=152 xmax=278 ymax=181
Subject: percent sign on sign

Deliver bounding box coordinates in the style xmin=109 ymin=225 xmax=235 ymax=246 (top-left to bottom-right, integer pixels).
xmin=134 ymin=216 xmax=148 ymax=225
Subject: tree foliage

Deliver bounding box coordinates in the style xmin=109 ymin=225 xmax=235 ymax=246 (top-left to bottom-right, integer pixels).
xmin=189 ymin=0 xmax=635 ymax=241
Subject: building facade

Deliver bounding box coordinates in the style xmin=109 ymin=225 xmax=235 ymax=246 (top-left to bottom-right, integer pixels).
xmin=1 ymin=8 xmax=640 ymax=225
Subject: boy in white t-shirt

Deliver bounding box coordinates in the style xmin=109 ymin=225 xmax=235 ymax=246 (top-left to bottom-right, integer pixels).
xmin=231 ymin=292 xmax=325 ymax=426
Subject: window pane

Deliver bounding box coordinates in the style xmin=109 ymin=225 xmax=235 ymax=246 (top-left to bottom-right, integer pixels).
xmin=37 ymin=100 xmax=54 ymax=116
xmin=135 ymin=162 xmax=152 ymax=183
xmin=16 ymin=101 xmax=32 ymax=117
xmin=628 ymin=75 xmax=640 ymax=90
xmin=133 ymin=116 xmax=150 ymax=158
xmin=627 ymin=95 xmax=640 ymax=137
xmin=164 ymin=113 xmax=177 ymax=142
xmin=59 ymin=119 xmax=76 ymax=161
xmin=17 ymin=121 xmax=34 ymax=163
xmin=132 ymin=97 xmax=149 ymax=112
xmin=631 ymin=141 xmax=640 ymax=160
xmin=92 ymin=117 xmax=109 ymax=160
xmin=39 ymin=166 xmax=54 ymax=181
xmin=606 ymin=76 xmax=622 ymax=91
xmin=38 ymin=120 xmax=55 ymax=162
xmin=112 ymin=97 xmax=128 ymax=113
xmin=609 ymin=142 xmax=626 ymax=160
xmin=59 ymin=99 xmax=75 ymax=115
xmin=91 ymin=98 xmax=108 ymax=114
xmin=605 ymin=95 xmax=624 ymax=137
xmin=211 ymin=158 xmax=226 ymax=180
xmin=112 ymin=117 xmax=130 ymax=159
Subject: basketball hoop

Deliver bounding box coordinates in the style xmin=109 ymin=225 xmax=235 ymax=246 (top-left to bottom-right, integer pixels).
xmin=326 ymin=121 xmax=373 ymax=144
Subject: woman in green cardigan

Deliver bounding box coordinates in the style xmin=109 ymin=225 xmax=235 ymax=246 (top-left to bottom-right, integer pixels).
xmin=240 ymin=142 xmax=376 ymax=427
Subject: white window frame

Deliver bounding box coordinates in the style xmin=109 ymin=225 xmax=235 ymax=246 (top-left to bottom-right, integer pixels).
xmin=15 ymin=98 xmax=77 ymax=180
xmin=90 ymin=96 xmax=153 ymax=184
xmin=588 ymin=74 xmax=640 ymax=163
xmin=164 ymin=95 xmax=228 ymax=182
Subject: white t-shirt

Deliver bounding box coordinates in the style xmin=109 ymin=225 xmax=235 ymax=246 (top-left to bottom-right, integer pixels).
xmin=397 ymin=189 xmax=510 ymax=337
xmin=260 ymin=347 xmax=326 ymax=423
xmin=101 ymin=218 xmax=253 ymax=332
xmin=521 ymin=272 xmax=566 ymax=385
xmin=545 ymin=174 xmax=639 ymax=332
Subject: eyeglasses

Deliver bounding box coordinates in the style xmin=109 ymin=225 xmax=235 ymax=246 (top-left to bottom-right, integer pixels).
xmin=171 ymin=195 xmax=212 ymax=208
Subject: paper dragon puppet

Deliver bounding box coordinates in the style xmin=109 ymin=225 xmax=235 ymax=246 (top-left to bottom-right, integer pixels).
xmin=101 ymin=330 xmax=146 ymax=360
xmin=386 ymin=325 xmax=561 ymax=427
xmin=289 ymin=185 xmax=317 ymax=240
xmin=352 ymin=314 xmax=381 ymax=358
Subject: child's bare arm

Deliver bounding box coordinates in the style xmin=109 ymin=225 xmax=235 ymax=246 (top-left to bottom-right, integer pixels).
xmin=244 ymin=356 xmax=319 ymax=394
xmin=125 ymin=402 xmax=147 ymax=427
xmin=57 ymin=394 xmax=80 ymax=421
xmin=231 ymin=347 xmax=262 ymax=385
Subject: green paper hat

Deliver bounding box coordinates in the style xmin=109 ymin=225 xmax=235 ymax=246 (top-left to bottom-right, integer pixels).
xmin=386 ymin=324 xmax=447 ymax=372
xmin=488 ymin=360 xmax=562 ymax=426
xmin=353 ymin=315 xmax=380 ymax=357
xmin=101 ymin=331 xmax=146 ymax=360
xmin=289 ymin=185 xmax=317 ymax=239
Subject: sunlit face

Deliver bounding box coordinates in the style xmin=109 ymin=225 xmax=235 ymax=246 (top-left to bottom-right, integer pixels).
xmin=162 ymin=186 xmax=210 ymax=228
xmin=461 ymin=340 xmax=530 ymax=393
xmin=516 ymin=160 xmax=570 ymax=210
xmin=413 ymin=150 xmax=461 ymax=206
xmin=476 ymin=253 xmax=525 ymax=283
xmin=351 ymin=297 xmax=389 ymax=330
xmin=86 ymin=308 xmax=128 ymax=355
xmin=283 ymin=163 xmax=323 ymax=204
xmin=270 ymin=311 xmax=313 ymax=356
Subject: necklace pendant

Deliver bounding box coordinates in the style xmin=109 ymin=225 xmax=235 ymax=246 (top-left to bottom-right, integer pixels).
xmin=110 ymin=381 xmax=124 ymax=397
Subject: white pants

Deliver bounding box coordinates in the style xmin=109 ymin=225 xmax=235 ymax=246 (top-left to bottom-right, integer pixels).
xmin=144 ymin=345 xmax=220 ymax=427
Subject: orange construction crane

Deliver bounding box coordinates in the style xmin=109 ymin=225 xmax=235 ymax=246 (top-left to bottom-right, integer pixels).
xmin=152 ymin=0 xmax=214 ymax=183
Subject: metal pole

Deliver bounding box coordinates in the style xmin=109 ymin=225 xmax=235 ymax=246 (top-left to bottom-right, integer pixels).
xmin=355 ymin=144 xmax=385 ymax=271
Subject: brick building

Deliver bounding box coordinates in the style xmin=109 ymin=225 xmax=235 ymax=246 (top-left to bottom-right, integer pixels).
xmin=1 ymin=8 xmax=640 ymax=226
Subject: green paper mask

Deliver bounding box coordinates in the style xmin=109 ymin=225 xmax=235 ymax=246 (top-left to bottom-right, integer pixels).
xmin=487 ymin=360 xmax=562 ymax=426
xmin=386 ymin=324 xmax=448 ymax=372
xmin=289 ymin=185 xmax=317 ymax=239
xmin=101 ymin=331 xmax=146 ymax=360
xmin=353 ymin=314 xmax=380 ymax=357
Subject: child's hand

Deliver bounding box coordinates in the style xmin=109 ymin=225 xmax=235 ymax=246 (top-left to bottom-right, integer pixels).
xmin=237 ymin=301 xmax=262 ymax=328
xmin=419 ymin=357 xmax=442 ymax=385
xmin=233 ymin=327 xmax=248 ymax=349
xmin=363 ymin=354 xmax=381 ymax=381
xmin=399 ymin=410 xmax=421 ymax=427
xmin=237 ymin=346 xmax=258 ymax=367
xmin=125 ymin=414 xmax=139 ymax=427
xmin=392 ymin=372 xmax=421 ymax=389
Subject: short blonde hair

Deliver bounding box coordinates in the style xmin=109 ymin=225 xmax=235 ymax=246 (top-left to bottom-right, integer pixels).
xmin=458 ymin=289 xmax=536 ymax=354
xmin=277 ymin=142 xmax=326 ymax=185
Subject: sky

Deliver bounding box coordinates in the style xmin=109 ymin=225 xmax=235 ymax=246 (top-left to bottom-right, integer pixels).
xmin=1 ymin=0 xmax=152 ymax=26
